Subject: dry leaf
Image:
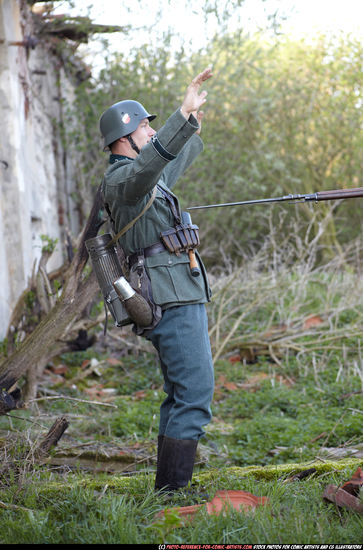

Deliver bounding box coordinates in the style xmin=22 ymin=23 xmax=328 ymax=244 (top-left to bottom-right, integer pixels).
xmin=239 ymin=372 xmax=270 ymax=391
xmin=83 ymin=385 xmax=104 ymax=397
xmin=303 ymin=315 xmax=324 ymax=329
xmin=206 ymin=490 xmax=269 ymax=514
xmin=224 ymin=382 xmax=239 ymax=391
xmin=263 ymin=323 xmax=288 ymax=338
xmin=43 ymin=369 xmax=64 ymax=384
xmin=215 ymin=375 xmax=238 ymax=391
xmin=107 ymin=357 xmax=122 ymax=366
xmin=129 ymin=441 xmax=142 ymax=448
xmin=155 ymin=490 xmax=269 ymax=524
xmin=228 ymin=355 xmax=242 ymax=364
xmin=49 ymin=364 xmax=68 ymax=375
xmin=133 ymin=390 xmax=147 ymax=400
xmin=340 ymin=466 xmax=363 ymax=496
xmin=323 ymin=485 xmax=363 ymax=514
xmin=323 ymin=467 xmax=363 ymax=514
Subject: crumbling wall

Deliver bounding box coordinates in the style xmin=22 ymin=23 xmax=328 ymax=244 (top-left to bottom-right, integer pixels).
xmin=0 ymin=0 xmax=84 ymax=339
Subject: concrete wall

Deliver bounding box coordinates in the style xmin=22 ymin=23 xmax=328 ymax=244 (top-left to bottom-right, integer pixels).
xmin=0 ymin=0 xmax=82 ymax=339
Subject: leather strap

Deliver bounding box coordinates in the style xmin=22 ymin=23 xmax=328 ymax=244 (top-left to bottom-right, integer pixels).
xmin=157 ymin=185 xmax=181 ymax=223
xmin=106 ymin=186 xmax=157 ymax=248
xmin=128 ymin=242 xmax=167 ymax=267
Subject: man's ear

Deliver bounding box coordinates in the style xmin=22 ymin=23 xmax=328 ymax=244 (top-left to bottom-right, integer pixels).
xmin=110 ymin=136 xmax=127 ymax=154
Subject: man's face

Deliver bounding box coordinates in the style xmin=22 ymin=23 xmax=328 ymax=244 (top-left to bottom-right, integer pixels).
xmin=131 ymin=118 xmax=156 ymax=151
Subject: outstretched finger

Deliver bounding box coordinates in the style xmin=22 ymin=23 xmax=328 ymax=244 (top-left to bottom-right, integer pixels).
xmin=192 ymin=67 xmax=213 ymax=86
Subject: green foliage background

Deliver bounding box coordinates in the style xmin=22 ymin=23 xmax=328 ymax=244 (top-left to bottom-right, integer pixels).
xmin=2 ymin=5 xmax=363 ymax=544
xmin=65 ymin=27 xmax=362 ymax=267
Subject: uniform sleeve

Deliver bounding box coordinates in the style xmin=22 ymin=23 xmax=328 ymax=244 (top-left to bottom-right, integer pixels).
xmin=161 ymin=134 xmax=203 ymax=190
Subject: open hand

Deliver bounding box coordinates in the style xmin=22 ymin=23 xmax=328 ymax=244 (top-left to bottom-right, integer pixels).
xmin=181 ymin=67 xmax=213 ymax=119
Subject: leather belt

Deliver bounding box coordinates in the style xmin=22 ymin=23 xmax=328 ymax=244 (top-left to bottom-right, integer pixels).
xmin=128 ymin=242 xmax=167 ymax=267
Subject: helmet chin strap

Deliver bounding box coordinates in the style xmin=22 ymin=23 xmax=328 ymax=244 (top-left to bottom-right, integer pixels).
xmin=127 ymin=134 xmax=140 ymax=155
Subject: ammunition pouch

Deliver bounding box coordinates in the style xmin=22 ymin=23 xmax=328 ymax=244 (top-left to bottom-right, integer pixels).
xmin=89 ymin=183 xmax=201 ymax=334
xmin=160 ymin=223 xmax=200 ymax=256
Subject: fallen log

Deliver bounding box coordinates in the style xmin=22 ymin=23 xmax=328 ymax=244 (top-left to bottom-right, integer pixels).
xmin=44 ymin=441 xmax=155 ymax=474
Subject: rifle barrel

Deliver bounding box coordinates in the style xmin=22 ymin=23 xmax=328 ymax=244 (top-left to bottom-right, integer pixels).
xmin=187 ymin=187 xmax=363 ymax=211
xmin=187 ymin=193 xmax=311 ymax=210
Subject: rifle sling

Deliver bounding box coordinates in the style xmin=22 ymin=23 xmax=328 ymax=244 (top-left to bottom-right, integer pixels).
xmin=106 ymin=186 xmax=157 ymax=248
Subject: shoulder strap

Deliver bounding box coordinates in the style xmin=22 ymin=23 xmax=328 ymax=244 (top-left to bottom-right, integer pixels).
xmin=157 ymin=184 xmax=181 ymax=223
xmin=106 ymin=186 xmax=157 ymax=248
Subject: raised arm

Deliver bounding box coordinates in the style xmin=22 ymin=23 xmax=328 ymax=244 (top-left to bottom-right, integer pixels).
xmin=104 ymin=68 xmax=213 ymax=204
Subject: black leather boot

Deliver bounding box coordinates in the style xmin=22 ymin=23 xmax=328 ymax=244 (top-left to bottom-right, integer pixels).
xmin=156 ymin=434 xmax=165 ymax=468
xmin=154 ymin=435 xmax=198 ymax=492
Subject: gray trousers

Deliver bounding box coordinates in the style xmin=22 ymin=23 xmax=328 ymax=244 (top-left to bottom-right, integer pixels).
xmin=146 ymin=303 xmax=214 ymax=440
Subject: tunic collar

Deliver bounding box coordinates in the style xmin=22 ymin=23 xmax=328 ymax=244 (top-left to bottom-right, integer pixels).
xmin=109 ymin=153 xmax=133 ymax=164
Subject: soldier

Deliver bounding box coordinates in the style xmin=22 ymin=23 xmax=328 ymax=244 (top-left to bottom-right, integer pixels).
xmin=99 ymin=68 xmax=214 ymax=493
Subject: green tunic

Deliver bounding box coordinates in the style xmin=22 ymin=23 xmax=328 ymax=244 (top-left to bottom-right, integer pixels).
xmin=102 ymin=108 xmax=211 ymax=310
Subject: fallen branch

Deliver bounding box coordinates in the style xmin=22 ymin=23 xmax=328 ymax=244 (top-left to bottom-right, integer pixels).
xmin=44 ymin=441 xmax=156 ymax=473
xmin=30 ymin=395 xmax=117 ymax=408
xmin=35 ymin=415 xmax=69 ymax=458
xmin=347 ymin=408 xmax=363 ymax=415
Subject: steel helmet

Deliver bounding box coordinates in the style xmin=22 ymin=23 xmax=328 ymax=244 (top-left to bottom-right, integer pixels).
xmin=99 ymin=100 xmax=156 ymax=148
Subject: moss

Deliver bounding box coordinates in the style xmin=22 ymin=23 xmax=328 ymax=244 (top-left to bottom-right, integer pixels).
xmin=36 ymin=458 xmax=362 ymax=499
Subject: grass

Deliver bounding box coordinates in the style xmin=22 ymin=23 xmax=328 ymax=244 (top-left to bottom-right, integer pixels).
xmin=0 ymin=461 xmax=362 ymax=544
xmin=1 ymin=236 xmax=363 ymax=543
xmin=210 ymin=356 xmax=362 ymax=467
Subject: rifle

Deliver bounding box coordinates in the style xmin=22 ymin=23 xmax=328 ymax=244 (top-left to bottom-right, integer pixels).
xmin=187 ymin=187 xmax=363 ymax=211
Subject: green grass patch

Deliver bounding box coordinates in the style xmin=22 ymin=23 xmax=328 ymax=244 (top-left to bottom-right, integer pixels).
xmin=1 ymin=256 xmax=363 ymax=543
xmin=0 ymin=461 xmax=362 ymax=544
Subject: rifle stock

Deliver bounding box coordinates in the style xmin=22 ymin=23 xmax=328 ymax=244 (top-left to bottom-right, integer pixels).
xmin=315 ymin=187 xmax=363 ymax=201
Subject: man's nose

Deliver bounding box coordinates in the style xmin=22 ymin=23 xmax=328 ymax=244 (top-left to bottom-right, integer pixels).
xmin=149 ymin=128 xmax=156 ymax=136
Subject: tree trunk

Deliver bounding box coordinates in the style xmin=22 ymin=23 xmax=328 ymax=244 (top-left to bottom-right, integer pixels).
xmin=0 ymin=185 xmax=104 ymax=413
xmin=0 ymin=274 xmax=99 ymax=391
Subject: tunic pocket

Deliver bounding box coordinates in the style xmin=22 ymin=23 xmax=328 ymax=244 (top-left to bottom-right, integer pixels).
xmin=146 ymin=252 xmax=206 ymax=306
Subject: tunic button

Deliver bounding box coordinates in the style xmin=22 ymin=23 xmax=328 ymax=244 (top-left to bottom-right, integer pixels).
xmin=168 ymin=259 xmax=173 ymax=265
